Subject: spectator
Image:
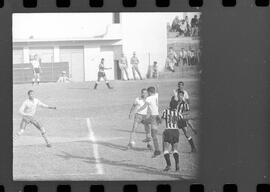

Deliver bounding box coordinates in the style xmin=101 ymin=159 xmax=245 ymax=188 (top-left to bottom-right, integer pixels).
xmin=166 ymin=47 xmax=178 ymax=72
xmin=119 ymin=53 xmax=130 ymax=80
xmin=152 ymin=61 xmax=158 ymax=79
xmin=57 ymin=71 xmax=71 ymax=83
xmin=181 ymin=48 xmax=188 ymax=66
xmin=191 ymin=15 xmax=199 ymax=37
xmin=171 ymin=16 xmax=180 ymax=32
xmin=130 ymin=51 xmax=143 ymax=80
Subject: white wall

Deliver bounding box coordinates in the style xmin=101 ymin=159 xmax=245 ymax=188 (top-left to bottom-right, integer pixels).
xmin=13 ymin=13 xmax=113 ymax=40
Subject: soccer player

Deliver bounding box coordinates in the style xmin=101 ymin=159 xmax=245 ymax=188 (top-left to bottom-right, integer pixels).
xmin=31 ymin=54 xmax=42 ymax=85
xmin=119 ymin=53 xmax=130 ymax=80
xmin=137 ymin=85 xmax=161 ymax=157
xmin=130 ymin=52 xmax=143 ymax=80
xmin=176 ymin=81 xmax=197 ymax=135
xmin=161 ymin=102 xmax=181 ymax=172
xmin=127 ymin=88 xmax=152 ymax=150
xmin=57 ymin=71 xmax=71 ymax=83
xmin=175 ymin=90 xmax=197 ymax=152
xmin=13 ymin=90 xmax=57 ymax=147
xmin=94 ymin=58 xmax=113 ymax=89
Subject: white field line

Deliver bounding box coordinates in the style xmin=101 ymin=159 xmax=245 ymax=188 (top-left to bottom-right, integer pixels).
xmin=86 ymin=117 xmax=104 ymax=175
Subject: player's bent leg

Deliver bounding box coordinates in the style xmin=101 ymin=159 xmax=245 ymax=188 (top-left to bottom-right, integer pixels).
xmin=187 ymin=120 xmax=197 ymax=135
xmin=37 ymin=73 xmax=40 ymax=85
xmin=151 ymin=123 xmax=161 ymax=158
xmin=104 ymin=76 xmax=113 ymax=89
xmin=33 ymin=121 xmax=51 ymax=147
xmin=136 ymin=67 xmax=143 ymax=80
xmin=182 ymin=127 xmax=196 ymax=152
xmin=132 ymin=67 xmax=136 ymax=80
xmin=127 ymin=118 xmax=139 ymax=149
xmin=143 ymin=124 xmax=153 ymax=150
xmin=163 ymin=142 xmax=171 ymax=171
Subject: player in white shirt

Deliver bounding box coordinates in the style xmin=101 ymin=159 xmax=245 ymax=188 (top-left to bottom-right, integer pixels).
xmin=31 ymin=54 xmax=42 ymax=85
xmin=127 ymin=88 xmax=152 ymax=150
xmin=13 ymin=90 xmax=57 ymax=147
xmin=137 ymin=85 xmax=162 ymax=158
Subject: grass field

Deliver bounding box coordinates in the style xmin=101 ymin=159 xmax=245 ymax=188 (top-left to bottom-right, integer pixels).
xmin=13 ymin=68 xmax=200 ymax=181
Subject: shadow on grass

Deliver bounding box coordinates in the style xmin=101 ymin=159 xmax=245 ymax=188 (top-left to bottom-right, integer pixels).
xmin=56 ymin=151 xmax=187 ymax=180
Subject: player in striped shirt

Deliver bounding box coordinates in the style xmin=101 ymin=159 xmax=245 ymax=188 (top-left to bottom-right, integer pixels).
xmin=13 ymin=90 xmax=57 ymax=147
xmin=94 ymin=58 xmax=113 ymax=89
xmin=175 ymin=90 xmax=197 ymax=153
xmin=175 ymin=81 xmax=197 ymax=134
xmin=161 ymin=106 xmax=180 ymax=171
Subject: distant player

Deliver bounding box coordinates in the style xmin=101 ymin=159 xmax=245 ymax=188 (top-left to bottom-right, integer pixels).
xmin=137 ymin=85 xmax=161 ymax=158
xmin=127 ymin=88 xmax=152 ymax=150
xmin=94 ymin=58 xmax=113 ymax=89
xmin=175 ymin=90 xmax=197 ymax=152
xmin=31 ymin=54 xmax=42 ymax=85
xmin=161 ymin=102 xmax=181 ymax=172
xmin=13 ymin=90 xmax=57 ymax=147
xmin=175 ymin=81 xmax=197 ymax=134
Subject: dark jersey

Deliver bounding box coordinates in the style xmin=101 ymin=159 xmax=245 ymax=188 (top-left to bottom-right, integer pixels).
xmin=161 ymin=108 xmax=178 ymax=129
xmin=98 ymin=63 xmax=105 ymax=73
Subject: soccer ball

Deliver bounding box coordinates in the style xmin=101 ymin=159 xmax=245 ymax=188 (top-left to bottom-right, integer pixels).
xmin=129 ymin=141 xmax=135 ymax=147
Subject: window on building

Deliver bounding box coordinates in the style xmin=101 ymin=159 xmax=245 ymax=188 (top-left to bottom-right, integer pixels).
xmin=13 ymin=48 xmax=24 ymax=64
xmin=113 ymin=13 xmax=120 ymax=24
xmin=29 ymin=47 xmax=54 ymax=63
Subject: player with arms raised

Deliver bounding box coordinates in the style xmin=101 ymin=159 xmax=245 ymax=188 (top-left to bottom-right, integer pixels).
xmin=13 ymin=90 xmax=57 ymax=147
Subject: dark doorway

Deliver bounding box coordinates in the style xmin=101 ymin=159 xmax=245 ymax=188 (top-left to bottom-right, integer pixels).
xmin=114 ymin=60 xmax=121 ymax=80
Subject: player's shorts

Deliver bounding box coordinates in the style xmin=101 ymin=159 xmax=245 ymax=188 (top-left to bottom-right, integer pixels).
xmin=33 ymin=68 xmax=40 ymax=74
xmin=134 ymin=114 xmax=147 ymax=124
xmin=119 ymin=64 xmax=127 ymax=70
xmin=22 ymin=116 xmax=41 ymax=128
xmin=145 ymin=115 xmax=162 ymax=126
xmin=163 ymin=129 xmax=179 ymax=144
xmin=177 ymin=119 xmax=188 ymax=129
xmin=98 ymin=71 xmax=106 ymax=78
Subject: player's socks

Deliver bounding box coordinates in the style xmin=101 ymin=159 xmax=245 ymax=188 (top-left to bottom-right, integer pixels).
xmin=94 ymin=83 xmax=98 ymax=89
xmin=106 ymin=82 xmax=113 ymax=89
xmin=41 ymin=132 xmax=50 ymax=146
xmin=188 ymin=137 xmax=196 ymax=152
xmin=173 ymin=152 xmax=180 ymax=171
xmin=164 ymin=153 xmax=171 ymax=168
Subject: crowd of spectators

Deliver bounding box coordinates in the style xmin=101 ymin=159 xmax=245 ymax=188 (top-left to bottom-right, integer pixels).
xmin=168 ymin=15 xmax=201 ymax=37
xmin=165 ymin=47 xmax=201 ymax=72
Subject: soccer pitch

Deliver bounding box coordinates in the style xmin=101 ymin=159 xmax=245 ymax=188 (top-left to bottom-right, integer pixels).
xmin=13 ymin=72 xmax=200 ymax=181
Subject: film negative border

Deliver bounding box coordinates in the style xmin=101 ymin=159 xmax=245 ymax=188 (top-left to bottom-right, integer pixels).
xmin=0 ymin=0 xmax=268 ymax=8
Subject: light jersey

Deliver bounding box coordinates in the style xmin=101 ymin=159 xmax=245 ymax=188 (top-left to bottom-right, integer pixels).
xmin=19 ymin=98 xmax=48 ymax=117
xmin=134 ymin=97 xmax=147 ymax=115
xmin=130 ymin=56 xmax=139 ymax=65
xmin=145 ymin=93 xmax=159 ymax=116
xmin=31 ymin=59 xmax=40 ymax=68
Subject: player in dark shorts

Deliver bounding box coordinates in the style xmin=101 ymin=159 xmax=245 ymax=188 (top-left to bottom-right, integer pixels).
xmin=94 ymin=58 xmax=113 ymax=89
xmin=161 ymin=102 xmax=181 ymax=171
xmin=175 ymin=90 xmax=197 ymax=152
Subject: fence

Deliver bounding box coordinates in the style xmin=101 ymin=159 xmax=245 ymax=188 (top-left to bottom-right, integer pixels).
xmin=13 ymin=62 xmax=69 ymax=84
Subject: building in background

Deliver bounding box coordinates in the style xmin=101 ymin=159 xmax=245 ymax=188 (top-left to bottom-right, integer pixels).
xmin=13 ymin=12 xmax=185 ymax=83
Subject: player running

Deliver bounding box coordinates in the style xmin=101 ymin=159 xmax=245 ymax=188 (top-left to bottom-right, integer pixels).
xmin=94 ymin=58 xmax=113 ymax=89
xmin=31 ymin=54 xmax=42 ymax=85
xmin=174 ymin=90 xmax=197 ymax=152
xmin=161 ymin=102 xmax=181 ymax=172
xmin=13 ymin=90 xmax=57 ymax=147
xmin=137 ymin=85 xmax=162 ymax=158
xmin=127 ymin=88 xmax=153 ymax=150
